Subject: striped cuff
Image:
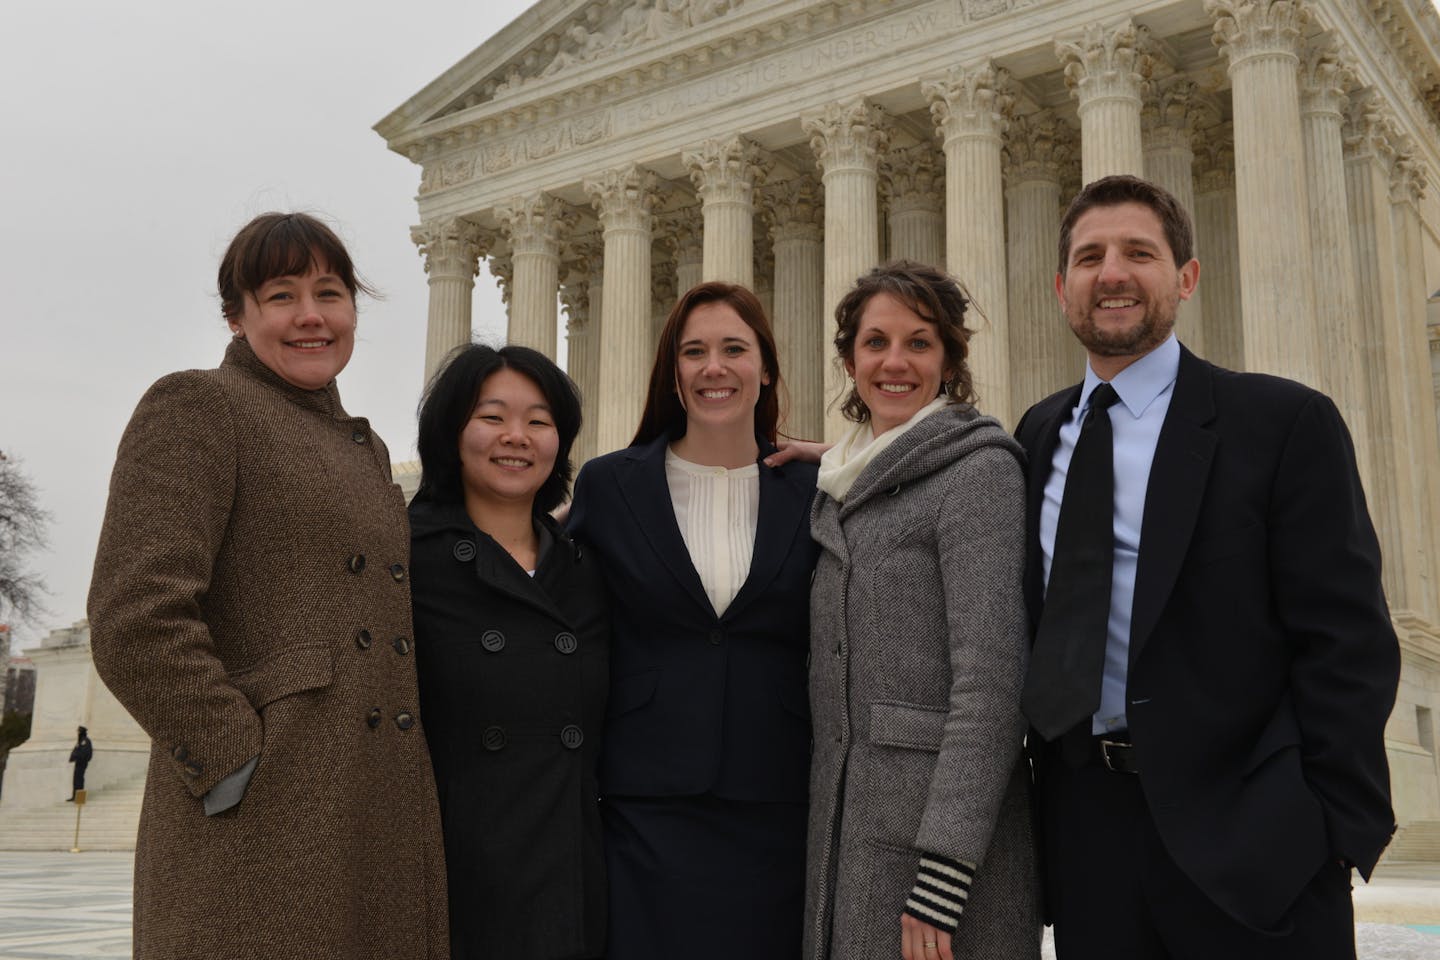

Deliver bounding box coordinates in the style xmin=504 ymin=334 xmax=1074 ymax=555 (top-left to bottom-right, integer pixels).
xmin=903 ymin=853 xmax=975 ymax=933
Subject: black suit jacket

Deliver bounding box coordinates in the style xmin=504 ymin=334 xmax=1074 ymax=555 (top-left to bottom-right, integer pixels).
xmin=1016 ymin=345 xmax=1399 ymax=929
xmin=567 ymin=434 xmax=819 ymax=802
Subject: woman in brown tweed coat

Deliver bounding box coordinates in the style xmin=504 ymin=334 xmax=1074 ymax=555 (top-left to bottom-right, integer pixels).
xmin=88 ymin=213 xmax=448 ymax=960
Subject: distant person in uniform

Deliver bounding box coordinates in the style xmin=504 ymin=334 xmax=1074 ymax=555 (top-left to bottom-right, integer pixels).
xmin=67 ymin=725 xmax=92 ymax=800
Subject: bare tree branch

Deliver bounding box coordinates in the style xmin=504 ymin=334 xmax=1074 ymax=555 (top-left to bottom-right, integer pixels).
xmin=0 ymin=451 xmax=52 ymax=625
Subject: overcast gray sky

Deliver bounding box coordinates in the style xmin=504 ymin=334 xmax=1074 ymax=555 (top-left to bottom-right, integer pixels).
xmin=2 ymin=0 xmax=535 ymax=651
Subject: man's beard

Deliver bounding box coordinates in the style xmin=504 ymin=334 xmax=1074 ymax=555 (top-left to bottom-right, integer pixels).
xmin=1067 ymin=290 xmax=1178 ymax=357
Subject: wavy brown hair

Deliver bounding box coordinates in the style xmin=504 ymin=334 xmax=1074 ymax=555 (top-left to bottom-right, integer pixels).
xmin=833 ymin=260 xmax=976 ymax=423
xmin=631 ymin=282 xmax=783 ymax=447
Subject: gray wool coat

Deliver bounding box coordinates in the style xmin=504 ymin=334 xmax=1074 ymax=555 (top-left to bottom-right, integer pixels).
xmin=805 ymin=404 xmax=1040 ymax=960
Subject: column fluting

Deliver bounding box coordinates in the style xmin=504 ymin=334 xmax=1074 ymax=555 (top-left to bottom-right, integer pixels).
xmin=412 ymin=217 xmax=486 ymax=382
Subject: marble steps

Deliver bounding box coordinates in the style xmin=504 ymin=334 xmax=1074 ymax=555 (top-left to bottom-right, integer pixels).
xmin=0 ymin=777 xmax=142 ymax=851
xmin=1386 ymin=820 xmax=1440 ymax=864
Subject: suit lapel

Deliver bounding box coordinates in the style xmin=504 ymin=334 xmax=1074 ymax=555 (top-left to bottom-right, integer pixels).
xmin=1129 ymin=348 xmax=1218 ymax=665
xmin=616 ymin=435 xmax=715 ymax=616
xmin=724 ymin=453 xmax=808 ymax=621
xmin=1019 ymin=386 xmax=1080 ymax=629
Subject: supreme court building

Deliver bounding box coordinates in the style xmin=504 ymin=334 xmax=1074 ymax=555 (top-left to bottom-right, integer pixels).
xmin=377 ymin=0 xmax=1440 ymax=845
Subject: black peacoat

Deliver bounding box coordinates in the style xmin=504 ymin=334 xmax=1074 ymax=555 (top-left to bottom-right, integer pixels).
xmin=409 ymin=500 xmax=610 ymax=960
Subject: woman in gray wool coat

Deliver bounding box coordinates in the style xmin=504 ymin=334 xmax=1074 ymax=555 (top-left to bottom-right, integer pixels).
xmin=805 ymin=261 xmax=1040 ymax=960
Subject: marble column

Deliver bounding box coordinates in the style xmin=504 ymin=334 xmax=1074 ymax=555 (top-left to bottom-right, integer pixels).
xmin=924 ymin=62 xmax=1014 ymax=424
xmin=1343 ymin=99 xmax=1421 ymax=611
xmin=754 ymin=233 xmax=775 ymax=325
xmin=765 ymin=177 xmax=827 ymax=442
xmin=1055 ymin=20 xmax=1150 ymax=183
xmin=560 ymin=259 xmax=595 ymax=467
xmin=665 ymin=205 xmax=705 ymax=294
xmin=1193 ymin=127 xmax=1244 ymax=372
xmin=652 ymin=247 xmax=678 ymax=345
xmin=1142 ymin=78 xmax=1208 ymax=357
xmin=584 ymin=163 xmax=657 ymax=455
xmin=1390 ymin=152 xmax=1440 ymax=621
xmin=802 ymin=96 xmax=889 ymax=439
xmin=1208 ymin=0 xmax=1319 ymax=386
xmin=683 ymin=134 xmax=770 ymax=287
xmin=1298 ymin=42 xmax=1371 ymax=488
xmin=880 ymin=143 xmax=945 ymax=269
xmin=412 ymin=217 xmax=485 ymax=382
xmin=1005 ymin=111 xmax=1083 ymax=411
xmin=495 ymin=191 xmax=571 ymax=358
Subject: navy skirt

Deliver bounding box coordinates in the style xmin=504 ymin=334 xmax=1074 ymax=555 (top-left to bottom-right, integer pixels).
xmin=603 ymin=794 xmax=807 ymax=959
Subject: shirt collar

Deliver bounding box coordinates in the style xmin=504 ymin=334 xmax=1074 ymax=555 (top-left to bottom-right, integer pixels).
xmin=1079 ymin=334 xmax=1180 ymax=419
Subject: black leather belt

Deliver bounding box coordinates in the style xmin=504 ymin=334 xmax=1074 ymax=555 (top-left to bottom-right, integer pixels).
xmin=1095 ymin=735 xmax=1138 ymax=774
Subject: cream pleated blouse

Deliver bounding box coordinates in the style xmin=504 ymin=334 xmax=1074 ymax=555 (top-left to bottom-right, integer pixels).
xmin=664 ymin=447 xmax=760 ymax=617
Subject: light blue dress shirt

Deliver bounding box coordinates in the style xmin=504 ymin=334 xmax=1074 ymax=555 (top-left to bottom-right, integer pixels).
xmin=1039 ymin=334 xmax=1180 ymax=735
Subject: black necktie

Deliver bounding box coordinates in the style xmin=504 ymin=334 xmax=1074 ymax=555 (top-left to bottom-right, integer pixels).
xmin=1022 ymin=382 xmax=1120 ymax=741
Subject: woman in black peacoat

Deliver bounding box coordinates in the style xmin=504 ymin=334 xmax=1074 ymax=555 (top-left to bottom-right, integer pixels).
xmin=409 ymin=344 xmax=609 ymax=960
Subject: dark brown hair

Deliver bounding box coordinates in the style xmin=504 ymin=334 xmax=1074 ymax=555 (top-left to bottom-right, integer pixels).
xmin=833 ymin=260 xmax=975 ymax=423
xmin=218 ymin=212 xmax=375 ymax=320
xmin=415 ymin=343 xmax=582 ymax=514
xmin=1057 ymin=175 xmax=1194 ymax=276
xmin=631 ymin=282 xmax=783 ymax=447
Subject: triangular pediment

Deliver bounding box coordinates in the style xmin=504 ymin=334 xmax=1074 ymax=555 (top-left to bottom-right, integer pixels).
xmin=376 ymin=0 xmax=763 ymax=142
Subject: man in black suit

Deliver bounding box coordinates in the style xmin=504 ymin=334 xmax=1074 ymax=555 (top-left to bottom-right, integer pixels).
xmin=1016 ymin=175 xmax=1399 ymax=960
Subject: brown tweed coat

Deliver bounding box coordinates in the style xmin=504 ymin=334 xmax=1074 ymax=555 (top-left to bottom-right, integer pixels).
xmin=805 ymin=405 xmax=1040 ymax=960
xmin=89 ymin=340 xmax=448 ymax=960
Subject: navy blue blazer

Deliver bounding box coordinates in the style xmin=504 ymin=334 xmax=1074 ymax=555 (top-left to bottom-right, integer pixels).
xmin=568 ymin=434 xmax=819 ymax=803
xmin=1017 ymin=345 xmax=1399 ymax=930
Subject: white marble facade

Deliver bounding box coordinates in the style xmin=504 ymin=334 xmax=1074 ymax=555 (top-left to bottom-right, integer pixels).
xmin=377 ymin=0 xmax=1440 ymax=829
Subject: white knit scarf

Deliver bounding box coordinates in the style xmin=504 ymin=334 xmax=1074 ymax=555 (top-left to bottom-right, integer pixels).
xmin=817 ymin=397 xmax=949 ymax=503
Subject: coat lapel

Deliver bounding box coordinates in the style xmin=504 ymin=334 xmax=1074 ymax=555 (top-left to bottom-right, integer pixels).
xmin=1019 ymin=386 xmax=1080 ymax=629
xmin=616 ymin=435 xmax=715 ymax=616
xmin=724 ymin=450 xmax=808 ymax=622
xmin=1129 ymin=347 xmax=1218 ymax=665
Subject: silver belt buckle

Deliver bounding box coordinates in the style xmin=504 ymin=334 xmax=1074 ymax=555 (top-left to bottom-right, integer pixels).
xmin=1100 ymin=738 xmax=1129 ymax=773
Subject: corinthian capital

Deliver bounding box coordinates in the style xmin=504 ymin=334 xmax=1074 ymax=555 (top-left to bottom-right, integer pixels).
xmin=801 ymin=97 xmax=890 ymax=175
xmin=762 ymin=176 xmax=825 ymax=243
xmin=1055 ymin=20 xmax=1153 ymax=105
xmin=583 ymin=163 xmax=658 ymax=233
xmin=1003 ymin=111 xmax=1077 ymax=183
xmin=1298 ymin=39 xmax=1354 ymax=118
xmin=494 ymin=191 xmax=575 ymax=258
xmin=1342 ymin=89 xmax=1400 ymax=165
xmin=488 ymin=247 xmax=514 ymax=305
xmin=682 ymin=135 xmax=771 ymax=205
xmin=880 ymin=144 xmax=945 ymax=213
xmin=1206 ymin=0 xmax=1309 ymax=67
xmin=411 ymin=218 xmax=487 ymax=278
xmin=1192 ymin=122 xmax=1236 ymax=193
xmin=923 ymin=61 xmax=1014 ymax=142
xmin=1142 ymin=79 xmax=1214 ymax=151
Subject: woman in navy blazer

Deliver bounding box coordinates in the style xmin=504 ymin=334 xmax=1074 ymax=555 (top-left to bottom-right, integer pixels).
xmin=568 ymin=282 xmax=819 ymax=960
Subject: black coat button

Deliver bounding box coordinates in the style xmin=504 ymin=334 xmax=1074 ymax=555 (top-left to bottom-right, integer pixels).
xmin=709 ymin=629 xmax=723 ymax=645
xmin=554 ymin=632 xmax=578 ymax=655
xmin=483 ymin=726 xmax=506 ymax=751
xmin=453 ymin=540 xmax=476 ymax=562
xmin=351 ymin=429 xmax=368 ymax=444
xmin=184 ymin=761 xmax=204 ymax=777
xmin=395 ymin=711 xmax=415 ymax=731
xmin=171 ymin=745 xmax=189 ymax=762
xmin=481 ymin=630 xmax=505 ymax=653
xmin=348 ymin=553 xmax=366 ymax=574
xmin=560 ymin=725 xmax=584 ymax=750
xmin=356 ymin=628 xmax=373 ymax=650
xmin=367 ymin=707 xmax=382 ymax=729
xmin=393 ymin=636 xmax=411 ymax=655
xmin=389 ymin=563 xmax=406 ymax=582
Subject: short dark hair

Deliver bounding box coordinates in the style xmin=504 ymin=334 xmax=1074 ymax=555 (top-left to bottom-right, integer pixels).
xmin=218 ymin=212 xmax=375 ymax=320
xmin=1057 ymin=175 xmax=1194 ymax=276
xmin=833 ymin=260 xmax=976 ymax=422
xmin=631 ymin=281 xmax=784 ymax=447
xmin=415 ymin=343 xmax=582 ymax=514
